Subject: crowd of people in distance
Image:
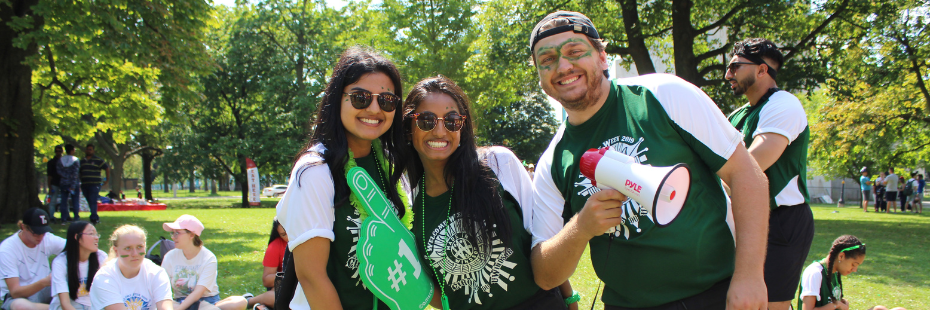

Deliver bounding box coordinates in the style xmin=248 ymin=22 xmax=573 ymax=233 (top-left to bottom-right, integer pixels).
xmin=860 ymin=167 xmax=924 ymax=214
xmin=1 ymin=210 xmax=286 ymax=310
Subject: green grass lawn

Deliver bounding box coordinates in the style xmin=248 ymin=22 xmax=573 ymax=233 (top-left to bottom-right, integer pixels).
xmin=150 ymin=190 xmax=243 ymax=198
xmin=2 ymin=203 xmax=926 ymax=309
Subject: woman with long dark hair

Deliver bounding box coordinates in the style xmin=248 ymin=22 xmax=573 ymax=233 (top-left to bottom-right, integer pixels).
xmin=276 ymin=46 xmax=410 ymax=310
xmin=245 ymin=219 xmax=288 ymax=310
xmin=403 ymin=76 xmax=575 ymax=309
xmin=799 ymin=235 xmax=867 ymax=310
xmin=49 ymin=222 xmax=107 ymax=310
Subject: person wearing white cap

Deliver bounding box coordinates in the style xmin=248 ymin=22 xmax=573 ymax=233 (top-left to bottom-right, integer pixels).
xmin=160 ymin=215 xmax=246 ymax=310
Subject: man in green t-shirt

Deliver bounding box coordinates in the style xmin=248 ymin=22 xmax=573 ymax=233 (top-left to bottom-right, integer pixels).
xmin=528 ymin=11 xmax=769 ymax=310
xmin=725 ymin=38 xmax=815 ymax=310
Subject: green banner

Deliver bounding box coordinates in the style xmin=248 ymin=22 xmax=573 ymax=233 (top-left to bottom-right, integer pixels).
xmin=347 ymin=167 xmax=434 ymax=310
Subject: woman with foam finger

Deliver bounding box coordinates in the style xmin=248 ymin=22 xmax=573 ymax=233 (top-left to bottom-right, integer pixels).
xmin=276 ymin=46 xmax=411 ymax=310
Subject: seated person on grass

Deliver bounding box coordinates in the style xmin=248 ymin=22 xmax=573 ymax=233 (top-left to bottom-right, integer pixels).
xmin=161 ymin=215 xmax=247 ymax=310
xmin=245 ymin=219 xmax=288 ymax=310
xmin=1 ymin=208 xmax=66 ymax=310
xmin=89 ymin=225 xmax=173 ymax=310
xmin=49 ymin=222 xmax=108 ymax=310
xmin=799 ymin=235 xmax=866 ymax=310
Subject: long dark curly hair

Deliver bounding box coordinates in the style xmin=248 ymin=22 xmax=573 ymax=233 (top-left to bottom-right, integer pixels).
xmin=293 ymin=46 xmax=408 ymax=216
xmin=402 ymin=75 xmax=512 ymax=246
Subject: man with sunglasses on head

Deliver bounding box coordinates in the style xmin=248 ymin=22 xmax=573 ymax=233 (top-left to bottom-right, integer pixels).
xmin=1 ymin=208 xmax=67 ymax=310
xmin=529 ymin=11 xmax=769 ymax=310
xmin=725 ymin=38 xmax=814 ymax=310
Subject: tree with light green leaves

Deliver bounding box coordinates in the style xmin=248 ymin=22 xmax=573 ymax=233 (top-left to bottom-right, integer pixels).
xmin=808 ymin=1 xmax=930 ymax=182
xmin=1 ymin=0 xmax=212 ymax=221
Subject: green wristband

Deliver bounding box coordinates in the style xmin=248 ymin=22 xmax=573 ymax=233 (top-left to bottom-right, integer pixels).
xmin=565 ymin=290 xmax=581 ymax=306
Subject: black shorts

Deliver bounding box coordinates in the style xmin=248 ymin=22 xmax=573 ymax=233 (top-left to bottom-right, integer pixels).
xmin=886 ymin=191 xmax=898 ymax=201
xmin=861 ymin=190 xmax=871 ymax=201
xmin=765 ymin=203 xmax=815 ymax=302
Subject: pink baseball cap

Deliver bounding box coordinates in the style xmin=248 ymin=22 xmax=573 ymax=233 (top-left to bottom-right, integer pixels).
xmin=163 ymin=214 xmax=205 ymax=236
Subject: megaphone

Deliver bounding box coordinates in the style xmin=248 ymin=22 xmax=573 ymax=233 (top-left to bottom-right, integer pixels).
xmin=579 ymin=147 xmax=691 ymax=227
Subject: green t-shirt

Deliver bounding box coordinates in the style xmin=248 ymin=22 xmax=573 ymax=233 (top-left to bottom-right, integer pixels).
xmin=728 ymin=90 xmax=810 ymax=210
xmin=277 ymin=147 xmax=390 ymax=310
xmin=533 ymin=74 xmax=743 ymax=308
xmin=799 ymin=262 xmax=842 ymax=308
xmin=412 ymin=148 xmax=541 ymax=309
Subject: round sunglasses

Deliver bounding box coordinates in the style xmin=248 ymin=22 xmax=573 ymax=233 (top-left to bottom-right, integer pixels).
xmin=343 ymin=89 xmax=400 ymax=112
xmin=407 ymin=111 xmax=467 ymax=132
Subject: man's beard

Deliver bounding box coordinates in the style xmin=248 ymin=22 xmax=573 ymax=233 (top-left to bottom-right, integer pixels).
xmin=545 ymin=68 xmax=605 ymax=112
xmin=730 ymin=75 xmax=755 ymax=96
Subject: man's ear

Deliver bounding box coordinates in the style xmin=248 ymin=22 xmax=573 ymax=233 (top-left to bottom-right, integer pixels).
xmin=599 ymin=50 xmax=609 ymax=71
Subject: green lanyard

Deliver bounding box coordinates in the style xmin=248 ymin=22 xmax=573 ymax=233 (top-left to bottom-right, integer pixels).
xmin=421 ymin=174 xmax=452 ymax=310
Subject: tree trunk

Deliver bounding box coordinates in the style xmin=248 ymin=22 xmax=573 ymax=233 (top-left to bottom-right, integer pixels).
xmin=210 ymin=179 xmax=217 ymax=196
xmin=189 ymin=171 xmax=195 ymax=193
xmin=141 ymin=153 xmax=154 ymax=201
xmin=239 ymin=155 xmax=249 ymax=208
xmin=109 ymin=155 xmax=125 ymax=195
xmin=0 ymin=0 xmax=43 ymax=223
xmin=163 ymin=169 xmax=170 ymax=193
xmin=619 ymin=0 xmax=656 ymax=75
xmin=671 ymin=0 xmax=701 ymax=85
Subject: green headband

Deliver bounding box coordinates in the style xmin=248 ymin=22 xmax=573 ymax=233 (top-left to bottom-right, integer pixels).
xmin=840 ymin=244 xmax=865 ymax=253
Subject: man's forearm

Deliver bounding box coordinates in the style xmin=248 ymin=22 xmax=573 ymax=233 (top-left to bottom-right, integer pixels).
xmin=531 ymin=216 xmax=591 ymax=290
xmin=728 ymin=164 xmax=769 ymax=278
xmin=10 ymin=280 xmax=48 ymax=298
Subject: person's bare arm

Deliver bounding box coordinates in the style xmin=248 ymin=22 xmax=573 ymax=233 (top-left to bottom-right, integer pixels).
xmin=801 ymin=296 xmax=838 ymax=310
xmin=104 ymin=166 xmax=111 ymax=186
xmin=58 ymin=292 xmax=77 ymax=310
xmin=175 ymin=285 xmax=209 ymax=310
xmin=5 ymin=275 xmax=51 ymax=298
xmin=716 ymin=144 xmax=769 ymax=310
xmin=558 ymin=280 xmax=578 ymax=310
xmin=294 ymin=237 xmax=342 ymax=309
xmin=104 ymin=303 xmax=128 ymax=310
xmin=155 ymin=299 xmax=175 ymax=310
xmin=530 ymin=189 xmax=626 ymax=290
xmin=746 ymin=133 xmax=789 ymax=171
xmin=261 ymin=266 xmax=277 ymax=288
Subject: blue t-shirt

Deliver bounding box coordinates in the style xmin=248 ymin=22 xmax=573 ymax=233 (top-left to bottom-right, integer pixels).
xmin=918 ymin=179 xmax=925 ymax=192
xmin=860 ymin=176 xmax=872 ymax=191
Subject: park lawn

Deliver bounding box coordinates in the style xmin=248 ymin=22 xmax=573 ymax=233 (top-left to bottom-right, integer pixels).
xmin=151 ymin=190 xmax=243 ymax=198
xmin=1 ymin=203 xmax=926 ymax=309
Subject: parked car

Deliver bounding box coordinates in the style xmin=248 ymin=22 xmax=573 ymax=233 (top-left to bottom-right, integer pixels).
xmin=263 ymin=184 xmax=288 ymax=198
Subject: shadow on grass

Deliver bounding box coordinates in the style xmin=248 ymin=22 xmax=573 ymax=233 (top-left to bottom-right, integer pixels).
xmin=806 ymin=216 xmax=930 ymax=289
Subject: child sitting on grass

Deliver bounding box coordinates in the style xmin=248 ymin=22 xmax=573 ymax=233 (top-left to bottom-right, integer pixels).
xmin=799 ymin=235 xmax=866 ymax=310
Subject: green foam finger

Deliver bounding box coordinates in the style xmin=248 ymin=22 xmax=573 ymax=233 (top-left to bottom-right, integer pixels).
xmin=347 ymin=167 xmax=433 ymax=310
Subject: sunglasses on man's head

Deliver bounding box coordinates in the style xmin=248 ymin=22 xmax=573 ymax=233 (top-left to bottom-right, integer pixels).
xmin=344 ymin=89 xmax=400 ymax=112
xmin=408 ymin=111 xmax=467 ymax=132
xmin=726 ymin=61 xmax=758 ymax=72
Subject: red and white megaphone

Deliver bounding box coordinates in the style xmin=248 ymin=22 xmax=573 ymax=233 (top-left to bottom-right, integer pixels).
xmin=579 ymin=147 xmax=691 ymax=227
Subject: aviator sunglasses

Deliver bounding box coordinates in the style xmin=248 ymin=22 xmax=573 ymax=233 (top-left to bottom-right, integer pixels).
xmin=343 ymin=89 xmax=400 ymax=112
xmin=408 ymin=111 xmax=467 ymax=132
